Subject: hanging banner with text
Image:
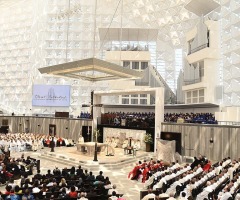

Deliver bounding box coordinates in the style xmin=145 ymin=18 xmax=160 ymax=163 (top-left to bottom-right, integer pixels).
xmin=32 ymin=85 xmax=71 ymax=107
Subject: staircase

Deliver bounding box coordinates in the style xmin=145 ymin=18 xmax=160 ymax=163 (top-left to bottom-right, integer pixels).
xmin=38 ymin=151 xmax=155 ymax=173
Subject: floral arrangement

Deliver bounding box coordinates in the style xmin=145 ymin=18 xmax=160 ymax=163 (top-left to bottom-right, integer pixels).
xmin=144 ymin=133 xmax=153 ymax=144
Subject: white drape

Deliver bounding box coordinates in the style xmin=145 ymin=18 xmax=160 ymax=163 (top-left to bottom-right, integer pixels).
xmin=156 ymin=139 xmax=176 ymax=163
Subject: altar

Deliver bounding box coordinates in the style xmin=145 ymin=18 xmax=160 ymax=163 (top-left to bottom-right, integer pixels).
xmin=76 ymin=142 xmax=107 ymax=156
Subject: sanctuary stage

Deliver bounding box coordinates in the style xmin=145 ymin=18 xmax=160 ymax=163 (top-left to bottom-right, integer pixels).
xmin=39 ymin=146 xmax=153 ymax=172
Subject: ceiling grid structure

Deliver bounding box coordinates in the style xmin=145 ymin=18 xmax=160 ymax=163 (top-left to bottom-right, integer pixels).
xmin=0 ymin=0 xmax=236 ymax=115
xmin=221 ymin=0 xmax=240 ymax=106
xmin=0 ymin=0 xmax=34 ymax=114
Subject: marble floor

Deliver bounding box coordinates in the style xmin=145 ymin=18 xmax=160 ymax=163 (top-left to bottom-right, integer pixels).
xmin=2 ymin=147 xmax=153 ymax=200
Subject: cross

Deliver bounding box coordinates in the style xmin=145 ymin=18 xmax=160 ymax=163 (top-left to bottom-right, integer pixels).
xmin=82 ymin=91 xmax=102 ymax=161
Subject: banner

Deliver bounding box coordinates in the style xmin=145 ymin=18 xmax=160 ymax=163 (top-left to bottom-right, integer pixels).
xmin=32 ymin=85 xmax=70 ymax=107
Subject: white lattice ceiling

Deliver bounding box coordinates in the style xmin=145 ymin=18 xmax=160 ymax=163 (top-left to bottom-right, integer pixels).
xmin=0 ymin=0 xmax=27 ymax=9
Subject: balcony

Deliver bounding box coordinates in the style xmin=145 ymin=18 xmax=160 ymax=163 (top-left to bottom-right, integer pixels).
xmin=188 ymin=43 xmax=209 ymax=55
xmin=184 ymin=78 xmax=202 ymax=85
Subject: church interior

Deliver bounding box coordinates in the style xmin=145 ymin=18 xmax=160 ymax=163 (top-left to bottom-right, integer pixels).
xmin=0 ymin=0 xmax=240 ymax=199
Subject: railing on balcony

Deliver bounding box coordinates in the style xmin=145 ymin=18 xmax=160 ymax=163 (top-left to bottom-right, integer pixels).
xmin=217 ymin=121 xmax=240 ymax=126
xmin=188 ymin=43 xmax=209 ymax=55
xmin=135 ymin=81 xmax=149 ymax=86
xmin=184 ymin=78 xmax=202 ymax=85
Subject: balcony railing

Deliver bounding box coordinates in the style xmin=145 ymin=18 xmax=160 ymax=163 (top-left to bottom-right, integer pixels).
xmin=188 ymin=43 xmax=209 ymax=55
xmin=184 ymin=78 xmax=201 ymax=85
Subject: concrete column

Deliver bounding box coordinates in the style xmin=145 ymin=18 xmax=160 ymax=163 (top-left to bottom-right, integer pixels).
xmin=154 ymin=88 xmax=164 ymax=152
xmin=92 ymin=93 xmax=102 ymax=141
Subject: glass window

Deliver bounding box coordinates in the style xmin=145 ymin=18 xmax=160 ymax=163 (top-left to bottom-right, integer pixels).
xmin=192 ymin=98 xmax=198 ymax=103
xmin=199 ymin=89 xmax=204 ymax=96
xmin=131 ymin=94 xmax=138 ymax=98
xmin=123 ymin=61 xmax=130 ymax=68
xmin=141 ymin=62 xmax=148 ymax=70
xmin=140 ymin=99 xmax=147 ymax=104
xmin=131 ymin=99 xmax=138 ymax=104
xmin=199 ymin=65 xmax=204 ymax=77
xmin=122 ymin=99 xmax=129 ymax=104
xmin=132 ymin=62 xmax=139 ymax=70
xmin=193 ymin=90 xmax=198 ymax=98
xmin=140 ymin=94 xmax=147 ymax=97
xmin=199 ymin=97 xmax=204 ymax=103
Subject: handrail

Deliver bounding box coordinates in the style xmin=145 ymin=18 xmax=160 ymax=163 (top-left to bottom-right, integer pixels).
xmin=217 ymin=121 xmax=240 ymax=126
xmin=184 ymin=78 xmax=201 ymax=85
xmin=188 ymin=43 xmax=209 ymax=55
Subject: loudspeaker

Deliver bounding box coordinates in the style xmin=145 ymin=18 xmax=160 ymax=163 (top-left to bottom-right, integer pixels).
xmin=55 ymin=112 xmax=69 ymax=118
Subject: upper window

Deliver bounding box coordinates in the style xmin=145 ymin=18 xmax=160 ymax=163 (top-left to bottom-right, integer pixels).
xmin=141 ymin=62 xmax=148 ymax=70
xmin=132 ymin=62 xmax=139 ymax=70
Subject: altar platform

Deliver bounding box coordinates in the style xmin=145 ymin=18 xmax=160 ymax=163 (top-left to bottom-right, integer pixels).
xmin=76 ymin=142 xmax=108 ymax=156
xmin=38 ymin=146 xmax=154 ymax=172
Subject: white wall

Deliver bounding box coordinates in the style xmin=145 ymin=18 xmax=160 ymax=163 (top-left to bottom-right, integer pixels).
xmin=215 ymin=107 xmax=240 ymax=122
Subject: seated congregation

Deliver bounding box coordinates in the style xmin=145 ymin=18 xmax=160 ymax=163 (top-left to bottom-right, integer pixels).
xmin=0 ymin=133 xmax=74 ymax=153
xmin=164 ymin=113 xmax=217 ymax=124
xmin=0 ymin=134 xmax=125 ymax=200
xmin=139 ymin=156 xmax=240 ymax=200
xmin=0 ymin=150 xmax=39 ymax=185
xmin=1 ymin=164 xmax=123 ymax=200
xmin=101 ymin=112 xmax=217 ymax=128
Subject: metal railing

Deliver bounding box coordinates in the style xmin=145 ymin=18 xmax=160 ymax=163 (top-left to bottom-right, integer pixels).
xmin=188 ymin=43 xmax=209 ymax=55
xmin=184 ymin=78 xmax=202 ymax=85
xmin=135 ymin=81 xmax=149 ymax=86
xmin=217 ymin=121 xmax=240 ymax=126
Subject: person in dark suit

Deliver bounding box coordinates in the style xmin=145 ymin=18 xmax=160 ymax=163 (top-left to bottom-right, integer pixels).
xmin=86 ymin=171 xmax=95 ymax=182
xmin=76 ymin=165 xmax=83 ymax=176
xmin=33 ymin=170 xmax=42 ymax=180
xmin=96 ymin=171 xmax=104 ymax=182
xmin=53 ymin=167 xmax=61 ymax=176
xmin=50 ymin=137 xmax=55 ymax=152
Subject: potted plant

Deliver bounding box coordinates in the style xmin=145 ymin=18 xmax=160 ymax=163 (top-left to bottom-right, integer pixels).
xmin=144 ymin=133 xmax=153 ymax=152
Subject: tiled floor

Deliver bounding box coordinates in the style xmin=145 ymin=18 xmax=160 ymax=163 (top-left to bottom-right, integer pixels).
xmin=2 ymin=147 xmax=149 ymax=200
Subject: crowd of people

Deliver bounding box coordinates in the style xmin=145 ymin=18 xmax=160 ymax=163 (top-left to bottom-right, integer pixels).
xmin=101 ymin=112 xmax=218 ymax=127
xmin=0 ymin=165 xmax=123 ymax=200
xmin=77 ymin=112 xmax=92 ymax=119
xmin=0 ymin=150 xmax=37 ymax=185
xmin=164 ymin=112 xmax=217 ymax=124
xmin=0 ymin=133 xmax=75 ymax=153
xmin=138 ymin=156 xmax=240 ymax=200
xmin=101 ymin=112 xmax=155 ymax=128
xmin=0 ymin=132 xmax=126 ymax=200
xmin=0 ymin=125 xmax=236 ymax=200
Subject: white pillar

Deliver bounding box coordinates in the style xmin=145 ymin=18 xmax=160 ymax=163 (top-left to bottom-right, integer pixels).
xmin=154 ymin=88 xmax=164 ymax=152
xmin=92 ymin=93 xmax=102 ymax=141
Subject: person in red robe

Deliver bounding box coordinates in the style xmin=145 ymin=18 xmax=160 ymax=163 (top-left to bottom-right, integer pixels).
xmin=203 ymin=160 xmax=211 ymax=171
xmin=46 ymin=137 xmax=51 ymax=147
xmin=142 ymin=166 xmax=150 ymax=183
xmin=128 ymin=161 xmax=144 ymax=180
